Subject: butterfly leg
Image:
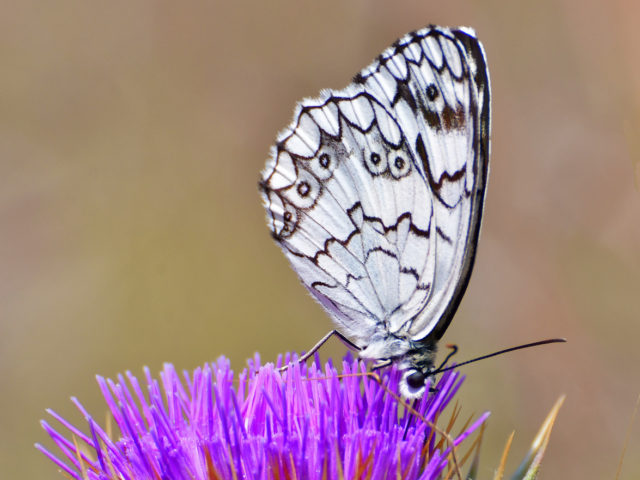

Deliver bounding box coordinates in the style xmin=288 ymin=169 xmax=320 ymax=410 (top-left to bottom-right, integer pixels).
xmin=370 ymin=359 xmax=393 ymax=371
xmin=279 ymin=330 xmax=361 ymax=372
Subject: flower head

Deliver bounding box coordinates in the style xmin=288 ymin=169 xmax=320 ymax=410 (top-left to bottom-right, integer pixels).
xmin=37 ymin=353 xmax=488 ymax=480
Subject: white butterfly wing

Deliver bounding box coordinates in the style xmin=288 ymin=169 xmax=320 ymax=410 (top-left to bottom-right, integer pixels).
xmin=261 ymin=26 xmax=490 ymax=349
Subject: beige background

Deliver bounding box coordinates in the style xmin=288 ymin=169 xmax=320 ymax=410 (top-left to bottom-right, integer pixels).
xmin=2 ymin=1 xmax=639 ymax=478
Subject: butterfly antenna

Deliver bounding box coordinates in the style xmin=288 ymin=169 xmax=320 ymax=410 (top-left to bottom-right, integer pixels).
xmin=436 ymin=344 xmax=459 ymax=372
xmin=432 ymin=338 xmax=567 ymax=376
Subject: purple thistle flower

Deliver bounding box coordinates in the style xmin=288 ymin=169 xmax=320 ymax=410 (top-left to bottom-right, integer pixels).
xmin=37 ymin=353 xmax=489 ymax=480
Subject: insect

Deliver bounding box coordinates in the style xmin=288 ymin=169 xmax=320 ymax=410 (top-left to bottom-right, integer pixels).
xmin=260 ymin=26 xmax=490 ymax=398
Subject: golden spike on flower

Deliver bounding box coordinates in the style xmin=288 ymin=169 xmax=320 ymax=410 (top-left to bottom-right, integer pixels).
xmin=443 ymin=418 xmax=486 ymax=480
xmin=615 ymin=393 xmax=640 ymax=480
xmin=465 ymin=422 xmax=486 ymax=480
xmin=72 ymin=435 xmax=88 ymax=480
xmin=509 ymin=395 xmax=566 ymax=480
xmin=494 ymin=431 xmax=515 ymax=480
xmin=105 ymin=411 xmax=112 ymax=440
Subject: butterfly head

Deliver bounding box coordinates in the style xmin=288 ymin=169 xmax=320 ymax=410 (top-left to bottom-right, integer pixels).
xmin=397 ymin=341 xmax=438 ymax=399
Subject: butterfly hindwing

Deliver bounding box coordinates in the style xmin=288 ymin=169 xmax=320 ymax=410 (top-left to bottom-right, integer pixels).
xmin=261 ymin=26 xmax=489 ymax=349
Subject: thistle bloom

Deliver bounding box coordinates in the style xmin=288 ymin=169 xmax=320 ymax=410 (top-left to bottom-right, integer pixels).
xmin=37 ymin=353 xmax=488 ymax=480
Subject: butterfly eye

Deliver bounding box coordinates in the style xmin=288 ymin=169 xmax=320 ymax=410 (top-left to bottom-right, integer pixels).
xmin=406 ymin=371 xmax=426 ymax=390
xmin=426 ymin=84 xmax=439 ymax=101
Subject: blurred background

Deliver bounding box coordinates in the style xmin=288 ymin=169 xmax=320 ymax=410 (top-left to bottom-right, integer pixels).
xmin=2 ymin=1 xmax=639 ymax=478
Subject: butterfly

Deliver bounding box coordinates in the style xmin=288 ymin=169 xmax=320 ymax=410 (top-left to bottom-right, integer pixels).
xmin=260 ymin=26 xmax=490 ymax=398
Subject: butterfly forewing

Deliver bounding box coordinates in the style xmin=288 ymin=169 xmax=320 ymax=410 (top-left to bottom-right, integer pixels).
xmin=261 ymin=26 xmax=489 ymax=355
